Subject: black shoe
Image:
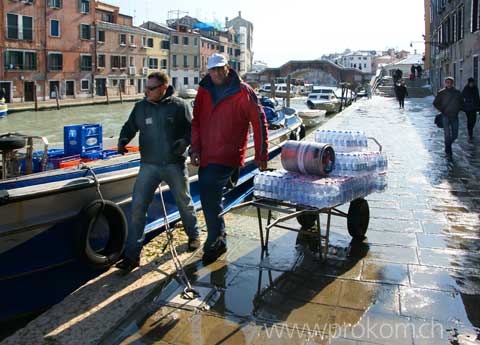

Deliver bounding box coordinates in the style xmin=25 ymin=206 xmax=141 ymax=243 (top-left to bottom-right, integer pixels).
xmin=115 ymin=258 xmax=140 ymax=274
xmin=202 ymin=238 xmax=227 ymax=264
xmin=187 ymin=237 xmax=201 ymax=252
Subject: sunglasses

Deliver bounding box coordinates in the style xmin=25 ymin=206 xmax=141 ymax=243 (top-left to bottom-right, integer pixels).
xmin=146 ymin=85 xmax=163 ymax=91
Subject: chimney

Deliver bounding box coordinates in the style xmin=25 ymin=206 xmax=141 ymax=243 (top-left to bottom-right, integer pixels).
xmin=238 ymin=11 xmax=241 ymax=18
xmin=225 ymin=16 xmax=229 ymax=27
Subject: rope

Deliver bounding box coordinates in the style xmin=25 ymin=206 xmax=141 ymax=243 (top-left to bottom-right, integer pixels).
xmin=158 ymin=184 xmax=199 ymax=300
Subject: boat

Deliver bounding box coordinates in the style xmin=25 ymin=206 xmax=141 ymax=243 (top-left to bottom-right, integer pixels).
xmin=297 ymin=109 xmax=326 ymax=127
xmin=0 ymin=98 xmax=7 ymax=118
xmin=0 ymin=108 xmax=304 ymax=323
xmin=306 ymin=93 xmax=341 ymax=113
xmin=177 ymin=88 xmax=198 ymax=98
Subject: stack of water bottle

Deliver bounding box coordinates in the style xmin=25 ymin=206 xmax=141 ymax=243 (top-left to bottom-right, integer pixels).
xmin=253 ymin=129 xmax=388 ymax=208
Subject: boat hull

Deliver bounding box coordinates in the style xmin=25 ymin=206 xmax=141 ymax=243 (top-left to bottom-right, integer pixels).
xmin=0 ymin=115 xmax=302 ymax=323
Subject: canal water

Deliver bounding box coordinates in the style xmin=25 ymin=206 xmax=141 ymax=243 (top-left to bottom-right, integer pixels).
xmin=0 ymin=98 xmax=310 ymax=144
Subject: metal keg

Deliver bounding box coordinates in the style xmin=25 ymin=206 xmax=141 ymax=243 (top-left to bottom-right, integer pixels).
xmin=281 ymin=140 xmax=335 ymax=175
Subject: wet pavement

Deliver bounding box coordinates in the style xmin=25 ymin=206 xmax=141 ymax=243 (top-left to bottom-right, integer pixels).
xmin=96 ymin=97 xmax=480 ymax=344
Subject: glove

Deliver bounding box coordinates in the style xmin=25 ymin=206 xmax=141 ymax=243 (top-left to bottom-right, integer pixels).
xmin=117 ymin=138 xmax=129 ymax=155
xmin=172 ymin=139 xmax=188 ymax=155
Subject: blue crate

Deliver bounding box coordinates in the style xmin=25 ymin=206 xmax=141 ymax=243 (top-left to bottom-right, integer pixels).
xmin=64 ymin=124 xmax=103 ymax=155
xmin=101 ymin=149 xmax=121 ymax=159
xmin=21 ymin=149 xmax=66 ymax=172
xmin=81 ymin=150 xmax=103 ymax=160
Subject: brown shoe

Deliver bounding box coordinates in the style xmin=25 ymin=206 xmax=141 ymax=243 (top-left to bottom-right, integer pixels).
xmin=187 ymin=237 xmax=201 ymax=252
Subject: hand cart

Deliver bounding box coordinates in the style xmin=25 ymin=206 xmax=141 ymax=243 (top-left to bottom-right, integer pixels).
xmin=221 ymin=136 xmax=383 ymax=261
xmin=222 ymin=196 xmax=370 ymax=261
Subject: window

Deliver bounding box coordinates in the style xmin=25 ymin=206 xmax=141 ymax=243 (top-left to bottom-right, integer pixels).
xmin=453 ymin=62 xmax=457 ymax=81
xmin=210 ymin=44 xmax=215 ymax=49
xmin=50 ymin=19 xmax=60 ymax=37
xmin=184 ymin=77 xmax=188 ymax=85
xmin=80 ymin=0 xmax=90 ymax=13
xmin=80 ymin=55 xmax=92 ymax=71
xmin=173 ymin=35 xmax=179 ymax=44
xmin=219 ymin=46 xmax=225 ymax=53
xmin=98 ymin=30 xmax=105 ymax=42
xmin=119 ymin=34 xmax=126 ymax=45
xmin=148 ymin=58 xmax=158 ymax=69
xmin=183 ymin=36 xmax=189 ymax=45
xmin=235 ymin=49 xmax=241 ymax=57
xmin=161 ymin=59 xmax=167 ymax=69
xmin=111 ymin=55 xmax=120 ymax=68
xmin=7 ymin=13 xmax=33 ymax=41
xmin=474 ymin=56 xmax=479 ymax=85
xmin=80 ymin=24 xmax=90 ymax=40
xmin=81 ymin=79 xmax=89 ymax=90
xmin=142 ymin=37 xmax=146 ymax=47
xmin=194 ymin=77 xmax=199 ymax=84
xmin=472 ymin=0 xmax=479 ymax=32
xmin=194 ymin=37 xmax=198 ymax=46
xmin=48 ymin=0 xmax=62 ymax=8
xmin=130 ymin=35 xmax=135 ymax=45
xmin=48 ymin=53 xmax=63 ymax=71
xmin=172 ymin=77 xmax=177 ymax=88
xmin=121 ymin=56 xmax=127 ymax=68
xmin=183 ymin=55 xmax=188 ymax=67
xmin=194 ymin=56 xmax=198 ymax=68
xmin=172 ymin=55 xmax=177 ymax=67
xmin=129 ymin=56 xmax=134 ymax=67
xmin=4 ymin=50 xmax=37 ymax=70
xmin=161 ymin=40 xmax=170 ymax=49
xmin=102 ymin=13 xmax=114 ymax=23
xmin=457 ymin=6 xmax=464 ymax=40
xmin=147 ymin=38 xmax=154 ymax=48
xmin=97 ymin=54 xmax=105 ymax=68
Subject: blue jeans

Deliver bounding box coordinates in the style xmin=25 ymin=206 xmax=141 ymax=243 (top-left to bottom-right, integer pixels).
xmin=125 ymin=163 xmax=199 ymax=261
xmin=198 ymin=164 xmax=236 ymax=248
xmin=442 ymin=114 xmax=459 ymax=153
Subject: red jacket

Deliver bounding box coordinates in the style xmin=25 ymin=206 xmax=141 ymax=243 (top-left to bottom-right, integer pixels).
xmin=191 ymin=70 xmax=268 ymax=168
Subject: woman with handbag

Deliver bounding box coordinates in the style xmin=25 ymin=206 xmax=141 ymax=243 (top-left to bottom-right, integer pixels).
xmin=462 ymin=78 xmax=480 ymax=141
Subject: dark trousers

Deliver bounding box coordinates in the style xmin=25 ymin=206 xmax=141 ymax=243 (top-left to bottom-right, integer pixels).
xmin=442 ymin=114 xmax=459 ymax=154
xmin=465 ymin=111 xmax=477 ymax=138
xmin=398 ymin=97 xmax=405 ymax=109
xmin=198 ymin=164 xmax=236 ymax=247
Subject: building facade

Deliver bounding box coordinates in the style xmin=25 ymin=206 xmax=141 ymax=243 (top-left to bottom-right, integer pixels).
xmin=336 ymin=51 xmax=375 ymax=74
xmin=1 ymin=0 xmax=96 ymax=102
xmin=169 ymin=25 xmax=200 ymax=91
xmin=226 ymin=11 xmax=254 ymax=75
xmin=428 ymin=0 xmax=480 ymax=92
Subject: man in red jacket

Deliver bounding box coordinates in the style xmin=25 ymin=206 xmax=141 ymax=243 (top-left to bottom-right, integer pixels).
xmin=190 ymin=53 xmax=269 ymax=263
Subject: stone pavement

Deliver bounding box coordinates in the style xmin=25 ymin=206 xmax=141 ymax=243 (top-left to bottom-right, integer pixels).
xmin=98 ymin=96 xmax=480 ymax=345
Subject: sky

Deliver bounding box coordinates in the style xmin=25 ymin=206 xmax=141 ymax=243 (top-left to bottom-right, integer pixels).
xmin=106 ymin=0 xmax=426 ymax=68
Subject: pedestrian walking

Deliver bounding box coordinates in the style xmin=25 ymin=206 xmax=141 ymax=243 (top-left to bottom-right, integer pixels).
xmin=462 ymin=77 xmax=480 ymax=141
xmin=410 ymin=65 xmax=416 ymax=80
xmin=393 ymin=68 xmax=403 ymax=83
xmin=433 ymin=77 xmax=464 ymax=157
xmin=190 ymin=53 xmax=269 ymax=264
xmin=396 ymin=80 xmax=408 ymax=109
xmin=416 ymin=65 xmax=423 ymax=79
xmin=115 ymin=71 xmax=200 ymax=273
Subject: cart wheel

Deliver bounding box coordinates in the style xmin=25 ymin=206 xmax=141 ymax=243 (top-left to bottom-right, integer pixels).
xmin=347 ymin=198 xmax=369 ymax=240
xmin=296 ymin=207 xmax=317 ymax=229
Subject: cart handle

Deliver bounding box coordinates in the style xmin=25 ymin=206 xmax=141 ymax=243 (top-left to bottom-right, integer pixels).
xmin=367 ymin=137 xmax=382 ymax=152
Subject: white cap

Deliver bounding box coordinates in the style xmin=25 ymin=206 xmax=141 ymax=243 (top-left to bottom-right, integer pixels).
xmin=207 ymin=54 xmax=228 ymax=70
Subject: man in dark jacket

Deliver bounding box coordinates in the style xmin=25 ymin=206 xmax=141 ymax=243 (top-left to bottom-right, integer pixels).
xmin=191 ymin=54 xmax=268 ymax=263
xmin=433 ymin=77 xmax=464 ymax=156
xmin=396 ymin=80 xmax=408 ymax=109
xmin=115 ymin=71 xmax=200 ymax=273
xmin=462 ymin=77 xmax=480 ymax=141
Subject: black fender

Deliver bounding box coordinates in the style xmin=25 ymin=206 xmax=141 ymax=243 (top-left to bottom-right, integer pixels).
xmin=73 ymin=199 xmax=128 ymax=269
xmin=0 ymin=134 xmax=25 ymax=151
